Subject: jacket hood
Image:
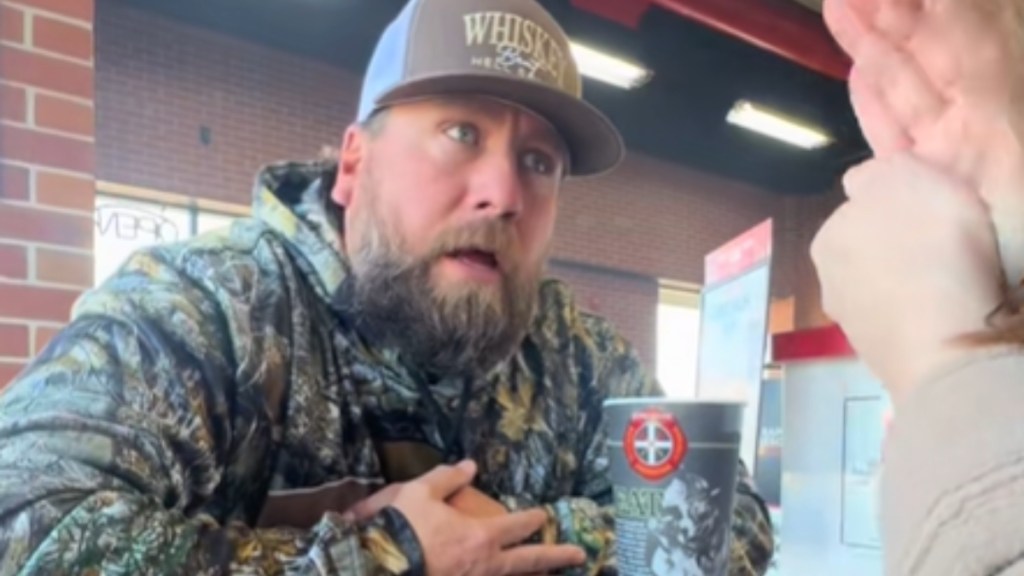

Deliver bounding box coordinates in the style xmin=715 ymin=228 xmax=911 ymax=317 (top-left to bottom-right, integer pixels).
xmin=250 ymin=159 xmax=352 ymax=308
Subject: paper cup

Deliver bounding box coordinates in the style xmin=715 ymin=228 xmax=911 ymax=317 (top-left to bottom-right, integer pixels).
xmin=603 ymin=398 xmax=745 ymax=576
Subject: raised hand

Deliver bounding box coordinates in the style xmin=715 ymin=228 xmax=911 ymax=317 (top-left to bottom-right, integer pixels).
xmin=823 ymin=0 xmax=1024 ymax=284
xmin=812 ymin=153 xmax=1004 ymax=401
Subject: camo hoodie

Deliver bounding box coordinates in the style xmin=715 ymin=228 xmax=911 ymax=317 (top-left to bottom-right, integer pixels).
xmin=0 ymin=161 xmax=774 ymax=575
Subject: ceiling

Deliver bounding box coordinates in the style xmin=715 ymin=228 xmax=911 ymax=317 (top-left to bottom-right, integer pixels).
xmin=111 ymin=0 xmax=867 ymax=196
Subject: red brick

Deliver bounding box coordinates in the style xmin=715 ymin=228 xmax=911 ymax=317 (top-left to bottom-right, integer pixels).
xmin=36 ymin=247 xmax=92 ymax=287
xmin=34 ymin=92 xmax=94 ymax=137
xmin=0 ymin=322 xmax=30 ymax=357
xmin=0 ymin=244 xmax=27 ymax=279
xmin=0 ymin=282 xmax=81 ymax=323
xmin=8 ymin=0 xmax=93 ymax=22
xmin=0 ymin=83 xmax=27 ymax=123
xmin=0 ymin=4 xmax=24 ymax=44
xmin=32 ymin=14 xmax=93 ymax=62
xmin=0 ymin=45 xmax=93 ymax=100
xmin=36 ymin=171 xmax=95 ymax=212
xmin=0 ymin=124 xmax=95 ymax=174
xmin=0 ymin=362 xmax=25 ymax=390
xmin=0 ymin=163 xmax=30 ymax=201
xmin=33 ymin=324 xmax=62 ymax=354
xmin=0 ymin=203 xmax=93 ymax=249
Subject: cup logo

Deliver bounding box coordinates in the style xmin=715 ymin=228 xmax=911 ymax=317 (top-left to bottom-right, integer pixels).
xmin=623 ymin=408 xmax=688 ymax=482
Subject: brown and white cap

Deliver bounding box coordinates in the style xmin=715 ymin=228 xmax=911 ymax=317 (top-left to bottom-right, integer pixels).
xmin=356 ymin=0 xmax=625 ymax=177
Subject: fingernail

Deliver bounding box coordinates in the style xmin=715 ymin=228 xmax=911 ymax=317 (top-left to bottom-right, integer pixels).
xmin=457 ymin=459 xmax=477 ymax=474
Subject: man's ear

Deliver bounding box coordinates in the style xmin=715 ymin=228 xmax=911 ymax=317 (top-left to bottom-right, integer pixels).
xmin=331 ymin=124 xmax=365 ymax=208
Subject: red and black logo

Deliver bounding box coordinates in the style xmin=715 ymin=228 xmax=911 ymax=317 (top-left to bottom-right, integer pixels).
xmin=623 ymin=408 xmax=688 ymax=482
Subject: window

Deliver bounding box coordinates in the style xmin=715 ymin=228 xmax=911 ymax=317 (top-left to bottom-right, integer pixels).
xmin=93 ymin=191 xmax=244 ymax=286
xmin=656 ymin=284 xmax=701 ymax=398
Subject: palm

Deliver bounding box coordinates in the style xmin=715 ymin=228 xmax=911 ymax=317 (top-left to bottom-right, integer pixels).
xmin=824 ymin=0 xmax=1024 ymax=283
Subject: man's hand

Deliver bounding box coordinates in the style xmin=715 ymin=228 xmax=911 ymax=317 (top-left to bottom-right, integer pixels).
xmin=822 ymin=0 xmax=1024 ymax=284
xmin=447 ymin=485 xmax=508 ymax=519
xmin=349 ymin=483 xmax=405 ymax=523
xmin=349 ymin=480 xmax=506 ymax=522
xmin=812 ymin=153 xmax=1004 ymax=402
xmin=388 ymin=461 xmax=585 ymax=576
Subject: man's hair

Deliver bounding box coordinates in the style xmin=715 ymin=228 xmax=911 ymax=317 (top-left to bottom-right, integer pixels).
xmin=361 ymin=108 xmax=389 ymax=138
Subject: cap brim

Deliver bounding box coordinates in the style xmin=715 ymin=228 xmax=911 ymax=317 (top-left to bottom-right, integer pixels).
xmin=374 ymin=72 xmax=624 ymax=177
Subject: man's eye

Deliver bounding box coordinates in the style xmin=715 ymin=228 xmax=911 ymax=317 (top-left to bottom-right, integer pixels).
xmin=444 ymin=123 xmax=480 ymax=146
xmin=522 ymin=150 xmax=556 ymax=176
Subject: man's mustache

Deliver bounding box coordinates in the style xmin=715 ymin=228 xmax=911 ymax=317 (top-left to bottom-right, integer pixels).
xmin=424 ymin=221 xmax=520 ymax=273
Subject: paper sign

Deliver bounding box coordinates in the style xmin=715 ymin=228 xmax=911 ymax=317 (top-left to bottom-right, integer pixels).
xmin=696 ymin=219 xmax=774 ymax=468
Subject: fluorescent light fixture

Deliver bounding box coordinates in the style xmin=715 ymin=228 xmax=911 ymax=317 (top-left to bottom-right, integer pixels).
xmin=726 ymin=100 xmax=832 ymax=149
xmin=569 ymin=41 xmax=653 ymax=90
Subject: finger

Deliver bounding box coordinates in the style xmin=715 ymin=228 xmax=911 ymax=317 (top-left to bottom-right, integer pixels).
xmin=844 ymin=0 xmax=883 ymax=27
xmin=491 ymin=544 xmax=586 ymax=575
xmin=823 ymin=0 xmax=874 ymax=58
xmin=855 ymin=32 xmax=945 ymax=141
xmin=840 ymin=157 xmax=885 ymax=200
xmin=872 ymin=0 xmax=921 ymax=45
xmin=349 ymin=484 xmax=403 ymax=521
xmin=848 ymin=66 xmax=912 ymax=155
xmin=418 ymin=460 xmax=477 ymax=500
xmin=483 ymin=508 xmax=550 ymax=547
xmin=896 ymin=0 xmax=1011 ymax=98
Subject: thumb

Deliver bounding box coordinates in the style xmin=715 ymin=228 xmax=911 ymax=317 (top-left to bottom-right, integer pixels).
xmin=421 ymin=460 xmax=477 ymax=500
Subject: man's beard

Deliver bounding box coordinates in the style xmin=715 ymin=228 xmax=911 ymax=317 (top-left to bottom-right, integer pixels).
xmin=337 ymin=205 xmax=543 ymax=379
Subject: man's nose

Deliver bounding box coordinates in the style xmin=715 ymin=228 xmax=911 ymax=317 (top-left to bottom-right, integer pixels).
xmin=468 ymin=154 xmax=524 ymax=221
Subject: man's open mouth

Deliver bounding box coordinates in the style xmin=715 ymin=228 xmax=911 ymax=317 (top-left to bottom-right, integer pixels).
xmin=447 ymin=248 xmax=500 ymax=271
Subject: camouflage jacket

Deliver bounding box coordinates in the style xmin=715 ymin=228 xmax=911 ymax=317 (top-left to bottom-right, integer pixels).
xmin=0 ymin=162 xmax=774 ymax=575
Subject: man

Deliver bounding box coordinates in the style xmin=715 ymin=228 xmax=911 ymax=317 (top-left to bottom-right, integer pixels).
xmin=812 ymin=0 xmax=1024 ymax=573
xmin=0 ymin=0 xmax=773 ymax=573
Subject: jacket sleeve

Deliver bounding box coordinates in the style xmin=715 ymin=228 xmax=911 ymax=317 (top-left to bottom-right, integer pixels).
xmin=503 ymin=316 xmax=774 ymax=576
xmin=0 ymin=246 xmax=423 ymax=575
xmin=881 ymin=350 xmax=1024 ymax=576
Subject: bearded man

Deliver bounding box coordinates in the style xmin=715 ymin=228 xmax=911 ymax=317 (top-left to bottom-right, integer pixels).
xmin=0 ymin=0 xmax=773 ymax=574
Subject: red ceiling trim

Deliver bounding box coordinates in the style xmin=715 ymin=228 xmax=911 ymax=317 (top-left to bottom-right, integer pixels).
xmin=654 ymin=0 xmax=850 ymax=79
xmin=572 ymin=0 xmax=851 ymax=80
xmin=570 ymin=0 xmax=652 ymax=30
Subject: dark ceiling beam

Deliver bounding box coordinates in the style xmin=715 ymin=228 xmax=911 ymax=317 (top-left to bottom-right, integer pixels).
xmin=572 ymin=0 xmax=851 ymax=81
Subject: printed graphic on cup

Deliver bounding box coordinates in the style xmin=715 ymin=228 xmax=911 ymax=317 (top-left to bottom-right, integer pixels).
xmin=604 ymin=399 xmax=744 ymax=576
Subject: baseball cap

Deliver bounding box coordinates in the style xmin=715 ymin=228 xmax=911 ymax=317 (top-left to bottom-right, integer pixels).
xmin=357 ymin=0 xmax=625 ymax=177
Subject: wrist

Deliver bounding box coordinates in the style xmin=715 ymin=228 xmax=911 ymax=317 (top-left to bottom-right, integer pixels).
xmin=375 ymin=507 xmax=427 ymax=576
xmin=896 ymin=340 xmax=1016 ymax=405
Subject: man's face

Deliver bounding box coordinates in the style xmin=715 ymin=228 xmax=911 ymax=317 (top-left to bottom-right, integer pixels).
xmin=331 ymin=95 xmax=566 ymax=377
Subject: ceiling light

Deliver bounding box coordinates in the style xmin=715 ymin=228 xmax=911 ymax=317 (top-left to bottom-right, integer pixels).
xmin=570 ymin=41 xmax=653 ymax=90
xmin=726 ymin=100 xmax=832 ymax=149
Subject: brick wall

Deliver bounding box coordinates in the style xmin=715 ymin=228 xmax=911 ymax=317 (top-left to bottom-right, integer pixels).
xmin=0 ymin=0 xmax=96 ymax=386
xmin=93 ymin=2 xmax=815 ymax=368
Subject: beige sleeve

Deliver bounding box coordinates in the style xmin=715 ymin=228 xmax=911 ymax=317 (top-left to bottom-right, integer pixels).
xmin=883 ymin=349 xmax=1024 ymax=576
